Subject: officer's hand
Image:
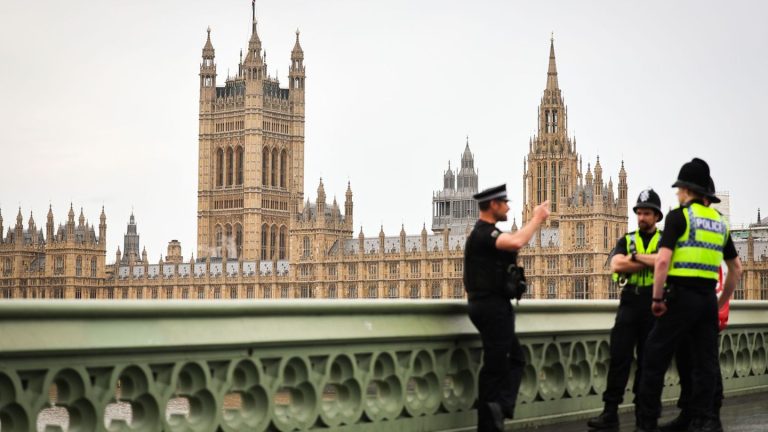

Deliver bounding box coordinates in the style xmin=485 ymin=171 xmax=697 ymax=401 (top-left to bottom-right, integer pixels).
xmin=533 ymin=200 xmax=550 ymax=222
xmin=651 ymin=301 xmax=667 ymax=317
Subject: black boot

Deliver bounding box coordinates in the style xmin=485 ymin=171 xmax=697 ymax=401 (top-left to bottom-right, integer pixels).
xmin=587 ymin=406 xmax=619 ymax=429
xmin=485 ymin=401 xmax=505 ymax=431
xmin=659 ymin=412 xmax=691 ymax=432
xmin=687 ymin=418 xmax=723 ymax=432
xmin=635 ymin=419 xmax=661 ymax=432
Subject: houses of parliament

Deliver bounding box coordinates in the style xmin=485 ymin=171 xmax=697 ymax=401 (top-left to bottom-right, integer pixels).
xmin=3 ymin=8 xmax=767 ymax=301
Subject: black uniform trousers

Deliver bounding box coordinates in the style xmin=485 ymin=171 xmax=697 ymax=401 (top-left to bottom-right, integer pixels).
xmin=636 ymin=285 xmax=720 ymax=424
xmin=468 ymin=297 xmax=525 ymax=431
xmin=674 ymin=333 xmax=724 ymax=417
xmin=603 ymin=287 xmax=655 ymax=407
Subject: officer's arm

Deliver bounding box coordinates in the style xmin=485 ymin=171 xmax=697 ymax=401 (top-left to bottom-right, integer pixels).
xmin=634 ymin=253 xmax=657 ymax=268
xmin=610 ymin=254 xmax=646 ymax=273
xmin=719 ymin=257 xmax=743 ymax=308
xmin=495 ymin=216 xmax=546 ymax=252
xmin=652 ymin=247 xmax=673 ymax=300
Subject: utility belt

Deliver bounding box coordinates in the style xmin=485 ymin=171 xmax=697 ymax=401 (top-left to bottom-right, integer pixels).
xmin=621 ymin=284 xmax=653 ymax=295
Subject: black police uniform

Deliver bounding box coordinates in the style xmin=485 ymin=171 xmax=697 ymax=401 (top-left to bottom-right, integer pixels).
xmin=661 ymin=178 xmax=728 ymax=432
xmin=589 ymin=189 xmax=664 ymax=430
xmin=636 ymin=159 xmax=736 ymax=432
xmin=591 ymin=230 xmax=659 ymax=425
xmin=464 ymin=185 xmax=525 ymax=431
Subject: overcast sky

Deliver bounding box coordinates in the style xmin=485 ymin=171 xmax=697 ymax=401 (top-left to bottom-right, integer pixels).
xmin=1 ymin=0 xmax=766 ymax=261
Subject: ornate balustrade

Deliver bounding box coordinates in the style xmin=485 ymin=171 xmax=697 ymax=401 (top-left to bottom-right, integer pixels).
xmin=0 ymin=300 xmax=766 ymax=431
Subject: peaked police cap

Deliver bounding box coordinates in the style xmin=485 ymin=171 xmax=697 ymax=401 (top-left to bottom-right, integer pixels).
xmin=473 ymin=184 xmax=508 ymax=203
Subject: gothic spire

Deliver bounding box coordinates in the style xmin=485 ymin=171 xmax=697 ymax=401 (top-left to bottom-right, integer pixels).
xmin=546 ymin=35 xmax=559 ymax=91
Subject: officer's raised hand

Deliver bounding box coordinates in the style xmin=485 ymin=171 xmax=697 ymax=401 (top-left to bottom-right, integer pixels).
xmin=533 ymin=200 xmax=550 ymax=222
xmin=495 ymin=200 xmax=550 ymax=252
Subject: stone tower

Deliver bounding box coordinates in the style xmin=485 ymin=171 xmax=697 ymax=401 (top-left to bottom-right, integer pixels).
xmin=197 ymin=4 xmax=305 ymax=260
xmin=432 ymin=138 xmax=479 ymax=233
xmin=522 ymin=37 xmax=579 ymax=225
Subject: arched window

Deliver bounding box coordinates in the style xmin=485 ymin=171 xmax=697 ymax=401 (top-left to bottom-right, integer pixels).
xmin=235 ymin=224 xmax=243 ymax=259
xmin=280 ymin=150 xmax=287 ymax=188
xmin=279 ymin=226 xmax=287 ymax=260
xmin=269 ymin=225 xmax=277 ymax=259
xmin=547 ymin=280 xmax=557 ymax=299
xmin=216 ymin=148 xmax=223 ymax=187
xmin=225 ymin=224 xmax=233 ymax=257
xmin=261 ymin=224 xmax=268 ymax=260
xmin=226 ymin=147 xmax=234 ymax=186
xmin=54 ymin=256 xmax=64 ymax=275
xmin=271 ymin=148 xmax=278 ymax=187
xmin=76 ymin=256 xmax=83 ymax=276
xmin=262 ymin=147 xmax=270 ymax=186
xmin=236 ymin=146 xmax=244 ymax=185
xmin=91 ymin=257 xmax=97 ymax=277
xmin=551 ymin=161 xmax=557 ymax=212
xmin=603 ymin=225 xmax=609 ymax=249
xmin=303 ymin=236 xmax=311 ymax=258
xmin=431 ymin=282 xmax=441 ymax=299
xmin=576 ymin=223 xmax=586 ymax=247
xmin=215 ymin=225 xmax=223 ymax=254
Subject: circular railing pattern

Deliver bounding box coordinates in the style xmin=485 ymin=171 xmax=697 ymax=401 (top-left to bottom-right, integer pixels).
xmin=1 ymin=329 xmax=766 ymax=431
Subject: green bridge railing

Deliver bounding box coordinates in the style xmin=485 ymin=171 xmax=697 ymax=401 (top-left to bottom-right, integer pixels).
xmin=0 ymin=300 xmax=766 ymax=431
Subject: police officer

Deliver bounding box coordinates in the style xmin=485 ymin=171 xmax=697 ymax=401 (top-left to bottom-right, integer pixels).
xmin=463 ymin=184 xmax=550 ymax=431
xmin=635 ymin=159 xmax=742 ymax=432
xmin=587 ymin=189 xmax=663 ymax=430
xmin=660 ymin=177 xmax=729 ymax=432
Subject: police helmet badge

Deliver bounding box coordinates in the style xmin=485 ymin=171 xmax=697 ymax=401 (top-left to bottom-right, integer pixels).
xmin=640 ymin=189 xmax=650 ymax=202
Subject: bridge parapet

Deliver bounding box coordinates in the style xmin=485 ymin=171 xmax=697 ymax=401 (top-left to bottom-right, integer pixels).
xmin=0 ymin=300 xmax=766 ymax=431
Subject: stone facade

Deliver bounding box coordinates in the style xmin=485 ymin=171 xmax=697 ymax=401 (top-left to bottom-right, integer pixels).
xmin=196 ymin=12 xmax=305 ymax=262
xmin=3 ymin=9 xmax=766 ymax=302
xmin=516 ymin=39 xmax=629 ymax=300
xmin=432 ymin=140 xmax=480 ymax=234
xmin=0 ymin=206 xmax=107 ymax=299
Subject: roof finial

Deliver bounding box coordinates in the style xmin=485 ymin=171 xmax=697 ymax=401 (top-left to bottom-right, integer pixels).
xmin=252 ymin=0 xmax=256 ymax=23
xmin=551 ymin=31 xmax=554 ymax=42
xmin=207 ymin=25 xmax=211 ymax=35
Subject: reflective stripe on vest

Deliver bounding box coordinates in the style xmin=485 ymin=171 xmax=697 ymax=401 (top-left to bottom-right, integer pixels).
xmin=668 ymin=203 xmax=727 ymax=280
xmin=612 ymin=229 xmax=661 ymax=287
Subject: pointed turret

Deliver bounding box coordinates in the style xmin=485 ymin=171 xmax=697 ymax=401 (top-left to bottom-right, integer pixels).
xmin=78 ymin=207 xmax=85 ymax=227
xmin=316 ymin=178 xmax=327 ymax=221
xmin=141 ymin=246 xmax=148 ymax=263
xmin=199 ymin=26 xmax=217 ymax=101
xmin=344 ymin=181 xmax=354 ymax=227
xmin=758 ymin=208 xmax=762 ymax=224
xmin=331 ymin=196 xmax=340 ymax=222
xmin=46 ymin=205 xmax=54 ymax=242
xmin=421 ymin=223 xmax=428 ymax=251
xmin=457 ymin=137 xmax=478 ymax=191
xmin=116 ymin=246 xmax=122 ymax=264
xmin=594 ymin=156 xmax=603 ymax=195
xmin=15 ymin=208 xmax=23 ymax=242
xmin=243 ymin=2 xmax=265 ymax=74
xmin=618 ymin=160 xmax=628 ymax=205
xmin=443 ymin=161 xmax=455 ymax=190
xmin=99 ymin=206 xmax=106 ymax=246
xmin=28 ymin=211 xmax=35 ymax=234
xmin=546 ymin=35 xmax=559 ymax=91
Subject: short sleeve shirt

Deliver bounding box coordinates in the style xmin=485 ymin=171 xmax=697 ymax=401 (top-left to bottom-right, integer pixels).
xmin=659 ymin=203 xmax=738 ymax=289
xmin=610 ymin=229 xmax=658 ymax=258
xmin=463 ymin=220 xmax=516 ymax=298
